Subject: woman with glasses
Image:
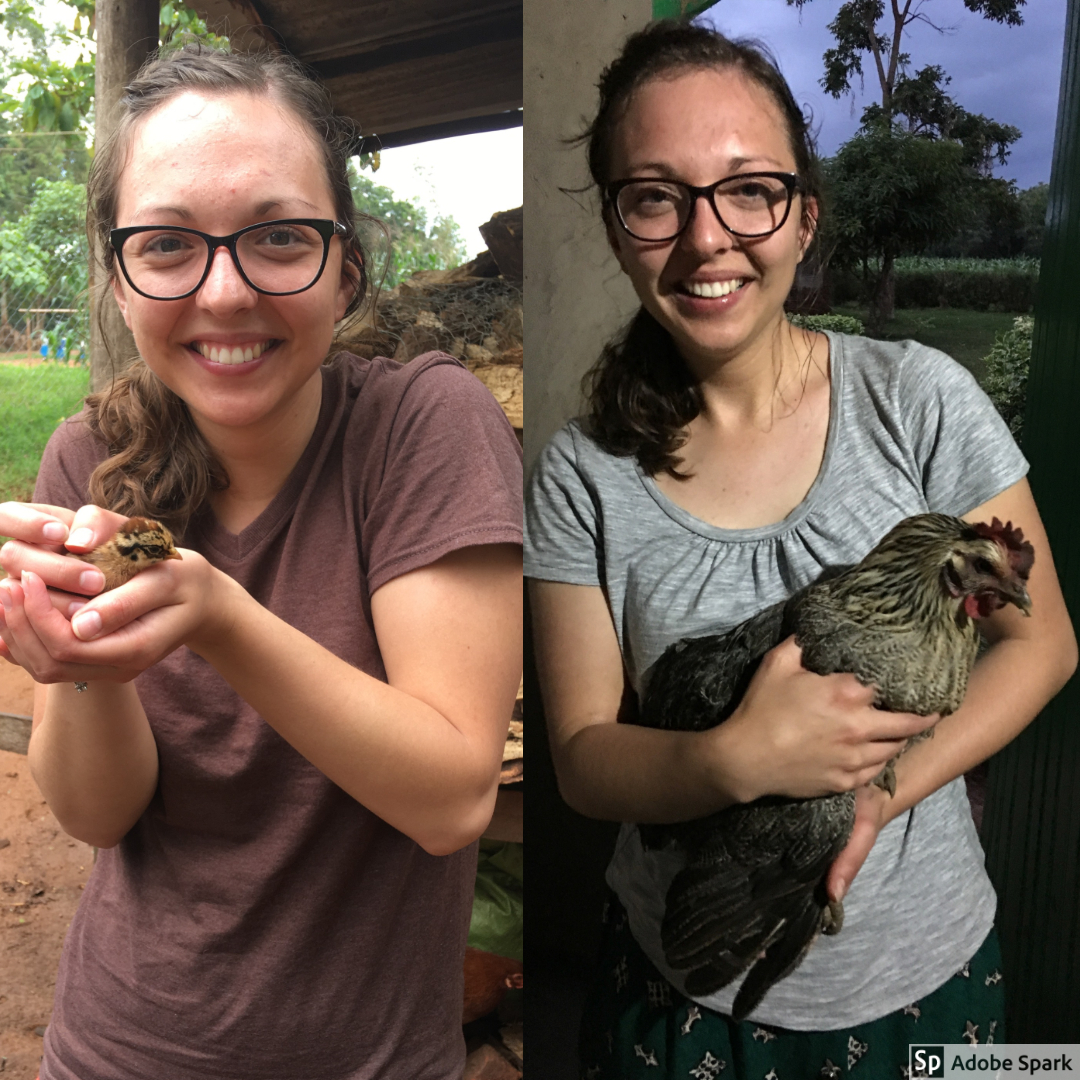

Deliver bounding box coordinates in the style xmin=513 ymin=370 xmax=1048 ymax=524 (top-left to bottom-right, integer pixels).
xmin=0 ymin=46 xmax=522 ymax=1080
xmin=526 ymin=21 xmax=1073 ymax=1078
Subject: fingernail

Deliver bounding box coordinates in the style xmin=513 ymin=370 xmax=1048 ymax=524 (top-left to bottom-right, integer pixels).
xmin=20 ymin=570 xmax=35 ymax=588
xmin=835 ymin=878 xmax=848 ymax=901
xmin=72 ymin=610 xmax=102 ymax=641
xmin=42 ymin=521 xmax=68 ymax=542
xmin=68 ymin=600 xmax=87 ymax=618
xmin=79 ymin=570 xmax=105 ymax=594
xmin=0 ymin=587 xmax=10 ymax=611
xmin=68 ymin=528 xmax=94 ymax=548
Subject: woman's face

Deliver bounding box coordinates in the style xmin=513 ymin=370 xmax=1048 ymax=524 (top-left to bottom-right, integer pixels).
xmin=605 ymin=67 xmax=815 ymax=371
xmin=111 ymin=91 xmax=355 ymax=437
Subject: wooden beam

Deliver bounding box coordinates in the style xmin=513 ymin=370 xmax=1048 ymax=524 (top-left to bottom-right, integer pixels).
xmin=89 ymin=0 xmax=159 ymax=392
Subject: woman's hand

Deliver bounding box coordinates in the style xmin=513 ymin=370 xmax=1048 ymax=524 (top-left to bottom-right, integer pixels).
xmin=0 ymin=501 xmax=228 ymax=684
xmin=715 ymin=637 xmax=938 ymax=803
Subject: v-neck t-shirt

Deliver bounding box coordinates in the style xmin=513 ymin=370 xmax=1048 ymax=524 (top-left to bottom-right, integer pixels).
xmin=524 ymin=331 xmax=1027 ymax=1029
xmin=34 ymin=352 xmax=523 ymax=1080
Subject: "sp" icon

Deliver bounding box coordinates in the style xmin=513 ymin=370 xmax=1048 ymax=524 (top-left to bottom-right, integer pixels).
xmin=911 ymin=1046 xmax=946 ymax=1078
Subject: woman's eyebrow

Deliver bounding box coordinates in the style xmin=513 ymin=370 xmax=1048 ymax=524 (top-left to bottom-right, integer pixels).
xmin=254 ymin=198 xmax=322 ymax=216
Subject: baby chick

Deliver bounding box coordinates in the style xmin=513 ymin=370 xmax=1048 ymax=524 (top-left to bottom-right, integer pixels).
xmin=74 ymin=517 xmax=182 ymax=591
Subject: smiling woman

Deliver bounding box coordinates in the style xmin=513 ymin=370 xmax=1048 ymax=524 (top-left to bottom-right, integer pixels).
xmin=525 ymin=20 xmax=1074 ymax=1080
xmin=0 ymin=44 xmax=522 ymax=1080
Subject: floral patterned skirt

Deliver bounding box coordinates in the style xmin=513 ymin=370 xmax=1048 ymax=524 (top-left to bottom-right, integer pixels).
xmin=579 ymin=894 xmax=1005 ymax=1080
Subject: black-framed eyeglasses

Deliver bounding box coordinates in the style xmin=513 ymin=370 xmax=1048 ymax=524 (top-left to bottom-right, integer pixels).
xmin=110 ymin=218 xmax=348 ymax=301
xmin=606 ymin=172 xmax=803 ymax=243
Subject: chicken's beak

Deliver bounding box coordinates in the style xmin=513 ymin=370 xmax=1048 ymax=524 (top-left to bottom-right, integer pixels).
xmin=1006 ymin=581 xmax=1032 ymax=616
xmin=166 ymin=549 xmax=183 ymax=561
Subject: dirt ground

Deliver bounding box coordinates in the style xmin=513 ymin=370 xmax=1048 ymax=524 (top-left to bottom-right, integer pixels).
xmin=0 ymin=663 xmax=94 ymax=1080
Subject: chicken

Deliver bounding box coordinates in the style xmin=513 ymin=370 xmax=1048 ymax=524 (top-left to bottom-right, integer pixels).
xmin=74 ymin=517 xmax=182 ymax=591
xmin=636 ymin=513 xmax=1034 ymax=1022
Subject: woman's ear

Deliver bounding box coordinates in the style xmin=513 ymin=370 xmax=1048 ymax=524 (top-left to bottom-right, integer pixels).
xmin=111 ymin=275 xmax=133 ymax=330
xmin=604 ymin=210 xmax=629 ymax=274
xmin=798 ymin=196 xmax=819 ymax=263
xmin=336 ymin=248 xmax=363 ymax=322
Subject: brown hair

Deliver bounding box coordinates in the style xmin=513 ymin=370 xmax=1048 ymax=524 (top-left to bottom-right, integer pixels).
xmin=578 ymin=21 xmax=824 ymax=477
xmin=84 ymin=44 xmax=370 ymax=535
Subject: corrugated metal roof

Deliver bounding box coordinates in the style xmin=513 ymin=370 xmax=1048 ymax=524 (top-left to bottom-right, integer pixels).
xmin=188 ymin=0 xmax=522 ymax=147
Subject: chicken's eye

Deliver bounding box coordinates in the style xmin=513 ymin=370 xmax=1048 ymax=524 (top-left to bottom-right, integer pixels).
xmin=972 ymin=557 xmax=994 ymax=575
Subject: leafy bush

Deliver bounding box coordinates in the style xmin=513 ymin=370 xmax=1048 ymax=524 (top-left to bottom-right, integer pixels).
xmin=982 ymin=315 xmax=1033 ymax=441
xmin=832 ymin=256 xmax=1038 ymax=312
xmin=788 ymin=313 xmax=865 ymax=336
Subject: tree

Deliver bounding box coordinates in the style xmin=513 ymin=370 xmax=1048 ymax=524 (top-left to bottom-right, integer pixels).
xmin=788 ymin=0 xmax=1025 ymax=122
xmin=349 ymin=167 xmax=467 ymax=289
xmin=823 ymin=124 xmax=967 ymax=331
xmin=774 ymin=0 xmax=1027 ymax=327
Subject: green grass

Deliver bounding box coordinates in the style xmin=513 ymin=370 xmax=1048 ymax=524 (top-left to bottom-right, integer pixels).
xmin=832 ymin=304 xmax=1016 ymax=386
xmin=0 ymin=362 xmax=90 ymax=503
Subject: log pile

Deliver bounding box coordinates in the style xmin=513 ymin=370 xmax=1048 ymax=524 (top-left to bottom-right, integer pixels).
xmin=339 ymin=206 xmax=523 ymax=438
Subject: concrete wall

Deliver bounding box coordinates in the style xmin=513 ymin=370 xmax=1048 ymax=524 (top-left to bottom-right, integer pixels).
xmin=523 ymin=0 xmax=651 ymax=475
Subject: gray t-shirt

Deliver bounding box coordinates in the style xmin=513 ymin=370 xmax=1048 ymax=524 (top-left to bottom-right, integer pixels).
xmin=525 ymin=331 xmax=1028 ymax=1029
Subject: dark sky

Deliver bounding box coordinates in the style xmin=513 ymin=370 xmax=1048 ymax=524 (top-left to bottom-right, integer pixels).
xmin=698 ymin=0 xmax=1067 ymax=189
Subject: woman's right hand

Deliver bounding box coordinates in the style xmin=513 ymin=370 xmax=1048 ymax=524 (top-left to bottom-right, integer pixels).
xmin=716 ymin=636 xmax=938 ymax=802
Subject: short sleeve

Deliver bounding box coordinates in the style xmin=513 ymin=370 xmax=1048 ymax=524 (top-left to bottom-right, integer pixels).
xmin=897 ymin=342 xmax=1029 ymax=515
xmin=524 ymin=424 xmax=604 ymax=586
xmin=361 ymin=358 xmax=522 ymax=595
xmin=33 ymin=413 xmax=106 ymax=509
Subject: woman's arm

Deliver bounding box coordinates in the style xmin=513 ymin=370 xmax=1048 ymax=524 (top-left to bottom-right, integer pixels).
xmin=1 ymin=503 xmax=522 ymax=856
xmin=195 ymin=543 xmax=523 ymax=856
xmin=531 ymin=578 xmax=936 ymax=824
xmin=827 ymin=477 xmax=1078 ymax=899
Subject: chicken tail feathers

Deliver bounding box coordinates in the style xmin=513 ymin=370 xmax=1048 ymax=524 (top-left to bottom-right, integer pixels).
xmin=729 ymin=892 xmax=823 ymax=1023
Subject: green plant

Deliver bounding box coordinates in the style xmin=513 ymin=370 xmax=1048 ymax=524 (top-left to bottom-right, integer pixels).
xmin=787 ymin=312 xmax=864 ymax=335
xmin=982 ymin=315 xmax=1033 ymax=441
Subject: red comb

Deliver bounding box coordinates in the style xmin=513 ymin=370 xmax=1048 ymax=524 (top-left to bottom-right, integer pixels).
xmin=971 ymin=517 xmax=1035 ymax=580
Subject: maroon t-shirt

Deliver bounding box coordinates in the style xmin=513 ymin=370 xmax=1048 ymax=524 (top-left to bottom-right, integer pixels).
xmin=33 ymin=353 xmax=523 ymax=1080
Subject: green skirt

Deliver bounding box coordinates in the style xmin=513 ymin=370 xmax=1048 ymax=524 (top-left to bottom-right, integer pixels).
xmin=579 ymin=894 xmax=1005 ymax=1079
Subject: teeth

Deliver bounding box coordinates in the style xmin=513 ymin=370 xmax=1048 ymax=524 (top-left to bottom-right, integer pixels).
xmin=194 ymin=341 xmax=274 ymax=364
xmin=685 ymin=279 xmax=744 ymax=298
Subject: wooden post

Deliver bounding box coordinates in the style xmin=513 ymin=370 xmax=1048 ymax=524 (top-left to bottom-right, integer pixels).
xmin=89 ymin=0 xmax=159 ymax=392
xmin=982 ymin=0 xmax=1080 ymax=1040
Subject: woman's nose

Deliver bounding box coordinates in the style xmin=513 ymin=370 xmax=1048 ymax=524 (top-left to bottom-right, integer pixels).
xmin=197 ymin=245 xmax=258 ymax=312
xmin=680 ymin=194 xmax=734 ymax=257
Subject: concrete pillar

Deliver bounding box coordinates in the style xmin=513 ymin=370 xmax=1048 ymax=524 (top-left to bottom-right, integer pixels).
xmin=89 ymin=0 xmax=159 ymax=391
xmin=523 ymin=0 xmax=650 ymax=476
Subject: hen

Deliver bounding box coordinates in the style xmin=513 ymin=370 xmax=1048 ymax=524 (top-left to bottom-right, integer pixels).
xmin=637 ymin=513 xmax=1034 ymax=1022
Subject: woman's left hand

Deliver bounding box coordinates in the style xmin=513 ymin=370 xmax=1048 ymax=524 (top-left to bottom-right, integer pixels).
xmin=0 ymin=530 xmax=226 ymax=684
xmin=827 ymin=783 xmax=891 ymax=904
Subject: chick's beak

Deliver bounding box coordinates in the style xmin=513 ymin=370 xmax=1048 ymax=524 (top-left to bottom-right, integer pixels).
xmin=166 ymin=550 xmax=183 ymax=561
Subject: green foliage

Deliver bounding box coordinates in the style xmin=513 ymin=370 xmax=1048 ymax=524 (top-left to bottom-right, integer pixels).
xmin=787 ymin=312 xmax=865 ymax=335
xmin=159 ymin=2 xmax=230 ymax=54
xmin=0 ymin=179 xmax=89 ymax=361
xmin=824 ymin=125 xmax=968 ymax=264
xmin=0 ymin=362 xmax=90 ymax=502
xmin=982 ymin=315 xmax=1033 ymax=440
xmin=348 ymin=165 xmax=466 ymax=289
xmin=0 ymin=1 xmax=229 ymax=139
xmin=1017 ymin=183 xmax=1048 ymax=257
xmin=832 ymin=256 xmax=1038 ymax=312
